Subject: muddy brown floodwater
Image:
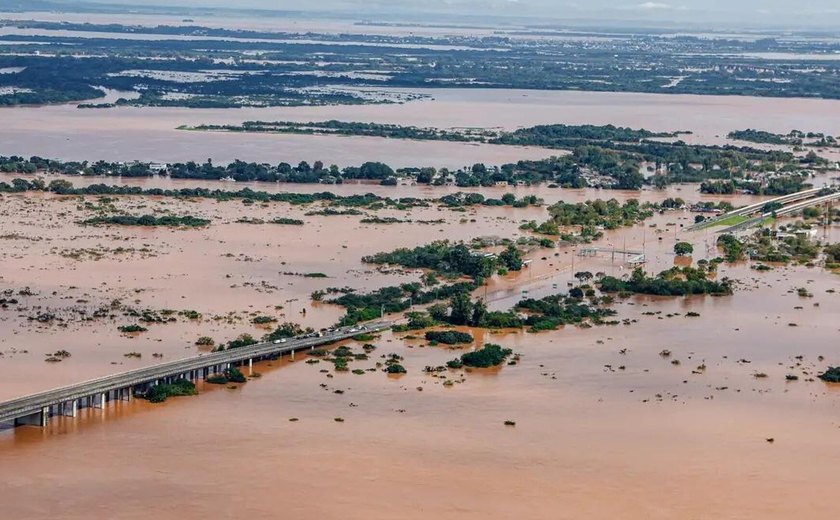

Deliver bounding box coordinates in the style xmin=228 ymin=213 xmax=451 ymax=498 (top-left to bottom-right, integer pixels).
xmin=1 ymin=176 xmax=840 ymax=519
xmin=2 ymin=88 xmax=840 ymax=166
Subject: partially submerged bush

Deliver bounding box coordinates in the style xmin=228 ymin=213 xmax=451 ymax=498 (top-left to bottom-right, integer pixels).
xmin=424 ymin=330 xmax=474 ymax=345
xmin=146 ymin=378 xmax=197 ymax=403
xmin=205 ymin=367 xmax=247 ymax=385
xmin=460 ymin=344 xmax=513 ymax=368
xmin=119 ymin=324 xmax=148 ymax=333
xmin=385 ymin=364 xmax=407 ymax=374
xmin=818 ymin=367 xmax=840 ymax=383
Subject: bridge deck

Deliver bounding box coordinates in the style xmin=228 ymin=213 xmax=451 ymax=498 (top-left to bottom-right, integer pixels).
xmin=688 ymin=187 xmax=832 ymax=231
xmin=0 ymin=322 xmax=391 ymax=424
xmin=716 ymin=191 xmax=840 ymax=234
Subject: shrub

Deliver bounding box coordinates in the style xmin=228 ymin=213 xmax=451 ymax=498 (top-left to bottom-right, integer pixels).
xmin=118 ymin=324 xmax=148 ymax=333
xmin=146 ymin=378 xmax=197 ymax=403
xmin=446 ymin=359 xmax=464 ymax=369
xmin=224 ymin=334 xmax=258 ymax=350
xmin=225 ymin=367 xmax=247 ymax=383
xmin=264 ymin=322 xmax=313 ymax=341
xmin=460 ymin=344 xmax=513 ymax=368
xmin=424 ymin=330 xmax=474 ymax=345
xmin=818 ymin=367 xmax=840 ymax=383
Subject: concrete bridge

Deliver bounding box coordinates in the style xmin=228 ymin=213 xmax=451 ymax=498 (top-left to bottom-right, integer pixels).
xmin=715 ymin=190 xmax=840 ymax=234
xmin=0 ymin=321 xmax=391 ymax=428
xmin=688 ymin=187 xmax=832 ymax=232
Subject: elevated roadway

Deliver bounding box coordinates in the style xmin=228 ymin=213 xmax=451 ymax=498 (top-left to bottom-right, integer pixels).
xmin=688 ymin=187 xmax=828 ymax=231
xmin=717 ymin=191 xmax=840 ymax=234
xmin=0 ymin=321 xmax=392 ymax=428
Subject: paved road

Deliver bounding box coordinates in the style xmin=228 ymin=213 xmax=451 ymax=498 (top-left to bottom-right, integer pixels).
xmin=717 ymin=191 xmax=840 ymax=234
xmin=688 ymin=187 xmax=828 ymax=231
xmin=0 ymin=321 xmax=392 ymax=424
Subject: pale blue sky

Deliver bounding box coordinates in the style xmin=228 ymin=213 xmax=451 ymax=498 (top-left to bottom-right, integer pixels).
xmin=83 ymin=0 xmax=840 ymax=28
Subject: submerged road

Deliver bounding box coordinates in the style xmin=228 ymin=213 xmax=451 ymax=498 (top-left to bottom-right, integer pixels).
xmin=0 ymin=321 xmax=392 ymax=428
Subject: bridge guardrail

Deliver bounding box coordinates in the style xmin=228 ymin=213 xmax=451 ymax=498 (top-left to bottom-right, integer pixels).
xmin=0 ymin=322 xmax=391 ymax=422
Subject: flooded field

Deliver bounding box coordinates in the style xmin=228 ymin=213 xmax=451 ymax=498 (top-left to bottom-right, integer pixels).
xmin=1 ymin=88 xmax=840 ymax=167
xmin=1 ymin=12 xmax=840 ymax=514
xmin=1 ymin=177 xmax=840 ymax=518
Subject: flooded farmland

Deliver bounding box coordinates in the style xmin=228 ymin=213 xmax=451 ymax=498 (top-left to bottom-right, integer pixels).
xmin=2 ymin=8 xmax=840 ymax=517
xmin=1 ymin=176 xmax=839 ymax=518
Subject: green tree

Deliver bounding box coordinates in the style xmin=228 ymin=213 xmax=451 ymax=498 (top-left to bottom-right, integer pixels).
xmin=471 ymin=298 xmax=487 ymax=326
xmin=674 ymin=242 xmax=694 ymax=256
xmin=449 ymin=292 xmax=473 ymax=325
xmin=264 ymin=322 xmax=313 ymax=341
xmin=427 ymin=303 xmax=450 ymax=322
xmin=498 ymin=244 xmax=523 ymax=271
xmin=47 ymin=179 xmax=74 ymax=194
xmin=824 ymin=243 xmax=840 ymax=264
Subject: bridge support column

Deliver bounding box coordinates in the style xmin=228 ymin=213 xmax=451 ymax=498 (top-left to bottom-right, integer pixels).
xmin=14 ymin=407 xmax=49 ymax=427
xmin=290 ymin=350 xmax=295 ymax=361
xmin=248 ymin=358 xmax=253 ymax=375
xmin=93 ymin=393 xmax=106 ymax=409
xmin=62 ymin=400 xmax=77 ymax=417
